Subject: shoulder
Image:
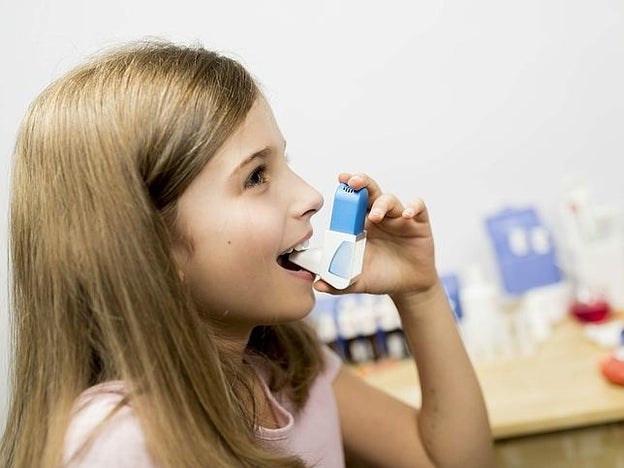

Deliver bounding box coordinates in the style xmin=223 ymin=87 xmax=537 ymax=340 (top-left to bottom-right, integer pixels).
xmin=64 ymin=381 xmax=156 ymax=467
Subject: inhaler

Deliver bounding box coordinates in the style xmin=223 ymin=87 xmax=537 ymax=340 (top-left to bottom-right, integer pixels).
xmin=289 ymin=183 xmax=368 ymax=290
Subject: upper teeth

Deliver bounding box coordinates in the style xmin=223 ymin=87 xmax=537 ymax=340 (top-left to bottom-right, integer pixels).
xmin=283 ymin=240 xmax=309 ymax=255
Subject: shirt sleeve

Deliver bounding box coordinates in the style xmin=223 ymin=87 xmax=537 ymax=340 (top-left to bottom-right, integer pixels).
xmin=64 ymin=391 xmax=156 ymax=467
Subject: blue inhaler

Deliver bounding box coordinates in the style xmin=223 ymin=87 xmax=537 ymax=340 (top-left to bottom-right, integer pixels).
xmin=289 ymin=183 xmax=368 ymax=289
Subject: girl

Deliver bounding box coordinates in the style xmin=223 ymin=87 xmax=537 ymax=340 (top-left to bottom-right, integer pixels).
xmin=1 ymin=41 xmax=494 ymax=467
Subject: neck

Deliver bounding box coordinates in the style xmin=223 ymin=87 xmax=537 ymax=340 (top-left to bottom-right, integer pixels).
xmin=211 ymin=321 xmax=283 ymax=429
xmin=212 ymin=321 xmax=254 ymax=366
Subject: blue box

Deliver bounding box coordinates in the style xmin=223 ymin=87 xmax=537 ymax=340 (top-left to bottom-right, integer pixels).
xmin=485 ymin=207 xmax=562 ymax=296
xmin=440 ymin=273 xmax=463 ymax=321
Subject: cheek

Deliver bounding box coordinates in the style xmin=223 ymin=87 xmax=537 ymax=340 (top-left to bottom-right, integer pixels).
xmin=184 ymin=245 xmax=258 ymax=312
xmin=180 ymin=201 xmax=286 ymax=289
xmin=241 ymin=206 xmax=284 ymax=251
xmin=187 ymin=214 xmax=280 ymax=283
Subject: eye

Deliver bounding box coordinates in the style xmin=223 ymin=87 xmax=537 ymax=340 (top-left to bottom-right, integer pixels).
xmin=244 ymin=164 xmax=268 ymax=189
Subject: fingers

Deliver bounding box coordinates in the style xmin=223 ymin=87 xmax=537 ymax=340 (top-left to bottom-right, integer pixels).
xmin=368 ymin=193 xmax=405 ymax=222
xmin=403 ymin=198 xmax=429 ymax=222
xmin=338 ymin=173 xmax=383 ymax=207
xmin=338 ymin=172 xmax=429 ymax=223
xmin=313 ymin=278 xmax=360 ymax=295
xmin=313 ymin=279 xmax=345 ymax=295
xmin=338 ymin=172 xmax=396 ymax=220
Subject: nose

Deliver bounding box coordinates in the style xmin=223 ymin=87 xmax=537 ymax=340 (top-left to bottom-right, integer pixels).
xmin=290 ymin=171 xmax=324 ymax=218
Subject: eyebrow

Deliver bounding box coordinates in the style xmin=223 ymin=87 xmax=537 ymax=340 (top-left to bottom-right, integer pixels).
xmin=235 ymin=147 xmax=271 ymax=173
xmin=234 ymin=141 xmax=287 ymax=173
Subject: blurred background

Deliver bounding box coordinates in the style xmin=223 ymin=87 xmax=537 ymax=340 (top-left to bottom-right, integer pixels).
xmin=2 ymin=1 xmax=624 ymax=464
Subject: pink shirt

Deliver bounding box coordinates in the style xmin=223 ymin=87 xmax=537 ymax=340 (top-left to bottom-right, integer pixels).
xmin=64 ymin=347 xmax=344 ymax=467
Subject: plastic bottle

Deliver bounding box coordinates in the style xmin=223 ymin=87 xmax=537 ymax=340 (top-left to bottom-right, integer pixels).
xmin=357 ymin=294 xmax=383 ymax=361
xmin=316 ymin=312 xmax=345 ymax=359
xmin=460 ymin=265 xmax=509 ymax=361
xmin=336 ymin=295 xmax=374 ymax=364
xmin=376 ymin=295 xmax=409 ymax=360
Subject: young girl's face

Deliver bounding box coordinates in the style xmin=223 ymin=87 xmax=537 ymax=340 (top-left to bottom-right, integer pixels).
xmin=172 ymin=97 xmax=323 ymax=332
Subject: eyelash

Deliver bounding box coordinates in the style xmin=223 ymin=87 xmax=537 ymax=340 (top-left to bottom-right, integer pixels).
xmin=244 ymin=164 xmax=268 ymax=189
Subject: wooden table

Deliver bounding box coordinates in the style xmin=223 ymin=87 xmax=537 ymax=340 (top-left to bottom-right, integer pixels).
xmin=358 ymin=317 xmax=624 ymax=439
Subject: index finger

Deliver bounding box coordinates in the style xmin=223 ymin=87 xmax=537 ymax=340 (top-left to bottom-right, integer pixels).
xmin=337 ymin=172 xmax=383 ymax=208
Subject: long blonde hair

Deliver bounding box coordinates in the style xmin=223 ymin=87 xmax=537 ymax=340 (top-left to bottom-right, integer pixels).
xmin=1 ymin=41 xmax=323 ymax=467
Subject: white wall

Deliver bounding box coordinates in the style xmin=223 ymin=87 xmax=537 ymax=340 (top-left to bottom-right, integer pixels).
xmin=2 ymin=1 xmax=623 ymax=428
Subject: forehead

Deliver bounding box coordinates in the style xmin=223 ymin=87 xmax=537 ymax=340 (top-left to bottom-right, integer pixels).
xmin=211 ymin=97 xmax=283 ymax=168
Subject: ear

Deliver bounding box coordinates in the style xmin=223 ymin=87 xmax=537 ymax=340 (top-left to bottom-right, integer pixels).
xmin=170 ymin=240 xmax=190 ymax=283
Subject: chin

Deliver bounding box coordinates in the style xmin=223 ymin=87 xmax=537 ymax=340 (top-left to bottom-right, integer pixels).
xmin=267 ymin=301 xmax=315 ymax=325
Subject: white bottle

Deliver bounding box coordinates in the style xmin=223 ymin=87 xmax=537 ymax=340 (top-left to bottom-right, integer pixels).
xmin=336 ymin=295 xmax=373 ymax=364
xmin=460 ymin=265 xmax=509 ymax=361
xmin=376 ymin=295 xmax=409 ymax=360
xmin=316 ymin=312 xmax=345 ymax=359
xmin=357 ymin=294 xmax=382 ymax=361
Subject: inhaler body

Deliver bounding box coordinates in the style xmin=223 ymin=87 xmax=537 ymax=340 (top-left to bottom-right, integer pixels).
xmin=289 ymin=183 xmax=368 ymax=290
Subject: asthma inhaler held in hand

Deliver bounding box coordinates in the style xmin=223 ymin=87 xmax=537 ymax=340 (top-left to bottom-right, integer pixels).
xmin=289 ymin=183 xmax=368 ymax=289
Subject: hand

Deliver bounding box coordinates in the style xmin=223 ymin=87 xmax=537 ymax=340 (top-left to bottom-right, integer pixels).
xmin=314 ymin=173 xmax=439 ymax=299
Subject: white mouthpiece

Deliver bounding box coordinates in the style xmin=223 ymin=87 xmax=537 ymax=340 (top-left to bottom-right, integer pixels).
xmin=289 ymin=248 xmax=322 ymax=275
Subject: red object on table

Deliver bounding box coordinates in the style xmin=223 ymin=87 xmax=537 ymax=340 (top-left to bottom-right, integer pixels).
xmin=570 ymin=298 xmax=611 ymax=323
xmin=601 ymin=349 xmax=624 ymax=386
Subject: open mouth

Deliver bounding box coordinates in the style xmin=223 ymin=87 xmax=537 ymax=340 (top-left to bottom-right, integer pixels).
xmin=277 ymin=253 xmax=303 ymax=271
xmin=277 ymin=240 xmax=310 ymax=272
